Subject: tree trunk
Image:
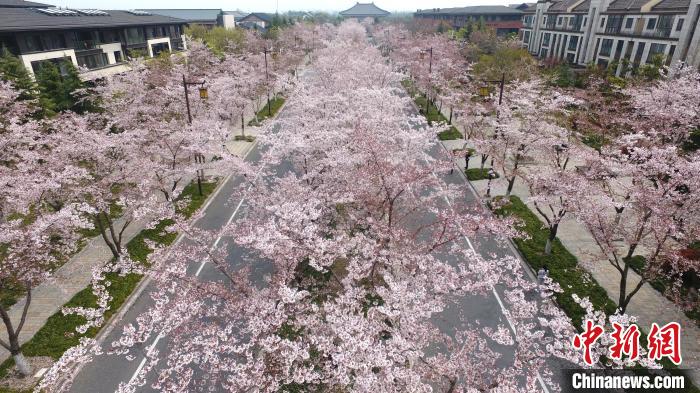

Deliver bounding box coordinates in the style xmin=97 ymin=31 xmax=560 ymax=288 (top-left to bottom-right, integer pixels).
xmin=0 ymin=287 xmax=32 ymax=377
xmin=480 ymin=154 xmax=488 ymax=170
xmin=448 ymin=107 xmax=453 ymax=124
xmin=506 ymin=176 xmax=516 ymax=197
xmin=95 ymin=213 xmax=120 ymax=258
xmin=241 ymin=113 xmax=245 ymax=138
xmin=618 ymin=266 xmax=629 ymax=314
xmin=545 ymin=223 xmax=558 ymax=255
xmin=13 ymin=353 xmax=32 ymax=377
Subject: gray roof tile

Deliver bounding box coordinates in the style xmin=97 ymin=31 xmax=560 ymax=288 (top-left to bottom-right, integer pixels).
xmin=0 ymin=0 xmax=51 ymax=7
xmin=415 ymin=5 xmax=523 ymax=15
xmin=0 ymin=8 xmax=186 ymax=32
xmin=339 ymin=2 xmax=390 ymax=16
xmin=139 ymin=9 xmax=222 ymax=23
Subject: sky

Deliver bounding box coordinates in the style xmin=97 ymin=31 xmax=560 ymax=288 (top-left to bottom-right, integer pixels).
xmin=40 ymin=0 xmax=515 ymax=14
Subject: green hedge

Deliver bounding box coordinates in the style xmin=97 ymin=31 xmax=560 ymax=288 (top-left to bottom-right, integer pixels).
xmin=493 ymin=195 xmax=617 ymax=325
xmin=0 ymin=180 xmax=218 ymax=384
xmin=403 ymin=81 xmax=463 ymax=141
xmin=465 ymin=168 xmax=499 ymax=181
xmin=248 ymin=96 xmax=285 ymax=126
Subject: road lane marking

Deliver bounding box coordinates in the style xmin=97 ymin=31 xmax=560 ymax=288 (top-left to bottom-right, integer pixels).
xmin=126 ymin=151 xmax=268 ymax=387
xmin=426 ymin=149 xmax=550 ymax=393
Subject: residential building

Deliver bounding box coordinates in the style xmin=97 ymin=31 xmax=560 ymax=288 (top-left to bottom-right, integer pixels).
xmin=339 ymin=2 xmax=391 ymax=21
xmin=223 ymin=11 xmax=249 ymax=27
xmin=521 ymin=0 xmax=700 ymax=73
xmin=140 ymin=9 xmax=238 ymax=29
xmin=414 ymin=6 xmax=524 ymax=35
xmin=0 ymin=0 xmax=188 ymax=78
xmin=237 ymin=13 xmax=273 ymax=30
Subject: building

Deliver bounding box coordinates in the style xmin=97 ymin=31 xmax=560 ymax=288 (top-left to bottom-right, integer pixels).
xmin=223 ymin=11 xmax=249 ymax=27
xmin=521 ymin=0 xmax=700 ymax=73
xmin=140 ymin=9 xmax=239 ymax=29
xmin=0 ymin=0 xmax=188 ymax=78
xmin=339 ymin=2 xmax=391 ymax=21
xmin=237 ymin=13 xmax=273 ymax=30
xmin=414 ymin=6 xmax=524 ymax=35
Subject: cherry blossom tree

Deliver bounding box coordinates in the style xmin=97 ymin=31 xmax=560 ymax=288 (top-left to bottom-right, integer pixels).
xmin=576 ymin=134 xmax=700 ymax=313
xmin=625 ymin=63 xmax=700 ymax=146
xmin=38 ymin=23 xmax=585 ymax=393
xmin=474 ymin=79 xmax=578 ymax=197
xmin=0 ymin=82 xmax=90 ymax=376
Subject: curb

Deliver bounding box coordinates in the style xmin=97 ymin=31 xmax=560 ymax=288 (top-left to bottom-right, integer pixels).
xmin=57 ymin=92 xmax=291 ymax=391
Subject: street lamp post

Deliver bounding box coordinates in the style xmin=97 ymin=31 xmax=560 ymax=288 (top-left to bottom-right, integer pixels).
xmin=420 ymin=47 xmax=433 ymax=114
xmin=478 ymin=72 xmax=505 ymax=106
xmin=263 ymin=47 xmax=272 ymax=117
xmin=182 ymin=74 xmax=208 ymax=196
xmin=486 ymin=168 xmax=496 ymax=198
xmin=182 ymin=74 xmax=207 ymax=124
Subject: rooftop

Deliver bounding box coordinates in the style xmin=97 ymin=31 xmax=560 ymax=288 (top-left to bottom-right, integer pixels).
xmin=138 ymin=9 xmax=222 ymax=23
xmin=415 ymin=5 xmax=524 ymax=15
xmin=0 ymin=0 xmax=52 ymax=8
xmin=223 ymin=10 xmax=248 ymax=18
xmin=606 ymin=0 xmax=689 ymax=11
xmin=238 ymin=12 xmax=274 ymax=22
xmin=0 ymin=8 xmax=187 ymax=32
xmin=339 ymin=2 xmax=390 ymax=17
xmin=547 ymin=0 xmax=590 ymax=12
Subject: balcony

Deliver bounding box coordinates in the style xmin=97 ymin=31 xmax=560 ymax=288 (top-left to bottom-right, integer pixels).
xmin=604 ymin=26 xmax=622 ymax=35
xmin=643 ymin=28 xmax=672 ymax=38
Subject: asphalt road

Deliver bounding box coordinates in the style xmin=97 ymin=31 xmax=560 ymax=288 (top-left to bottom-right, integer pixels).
xmin=67 ymin=87 xmax=573 ymax=393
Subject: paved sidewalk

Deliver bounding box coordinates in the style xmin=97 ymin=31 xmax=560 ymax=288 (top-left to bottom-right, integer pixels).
xmin=0 ymin=109 xmax=261 ymax=363
xmin=441 ymin=137 xmax=700 ymax=383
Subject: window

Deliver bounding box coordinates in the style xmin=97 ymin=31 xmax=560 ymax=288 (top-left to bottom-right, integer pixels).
xmin=47 ymin=34 xmax=66 ymax=50
xmin=523 ymin=30 xmax=531 ymax=43
xmin=667 ymin=45 xmax=676 ymax=65
xmin=600 ymin=38 xmax=613 ymax=56
xmin=625 ymin=17 xmax=634 ymax=28
xmin=676 ymin=18 xmax=684 ymax=31
xmin=568 ymin=35 xmax=578 ymax=51
xmin=600 ymin=17 xmax=606 ymax=28
xmin=633 ymin=42 xmax=645 ymax=64
xmin=647 ymin=18 xmax=656 ymax=30
xmin=543 ymin=32 xmax=551 ymax=46
xmin=646 ymin=43 xmax=666 ymax=64
xmin=569 ymin=17 xmax=574 ymax=26
xmin=24 ymin=35 xmax=43 ymax=52
xmin=114 ymin=51 xmax=122 ymax=63
xmin=557 ymin=16 xmax=562 ymax=24
xmin=126 ymin=28 xmax=144 ymax=44
xmin=77 ymin=53 xmax=108 ymax=69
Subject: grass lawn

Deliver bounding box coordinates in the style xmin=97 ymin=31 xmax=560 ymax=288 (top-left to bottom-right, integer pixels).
xmin=402 ymin=80 xmax=463 ymax=141
xmin=493 ymin=195 xmax=617 ymax=324
xmin=0 ymin=180 xmax=218 ymax=384
xmin=493 ymin=196 xmax=700 ymax=391
xmin=465 ymin=168 xmax=498 ymax=181
xmin=626 ymin=254 xmax=700 ymax=326
xmin=248 ymin=96 xmax=285 ymax=126
xmin=581 ymin=133 xmax=608 ymax=152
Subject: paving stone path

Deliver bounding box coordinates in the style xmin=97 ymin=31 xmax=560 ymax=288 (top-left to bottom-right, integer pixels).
xmin=442 ymin=137 xmax=700 ymax=384
xmin=0 ymin=107 xmax=260 ymax=363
